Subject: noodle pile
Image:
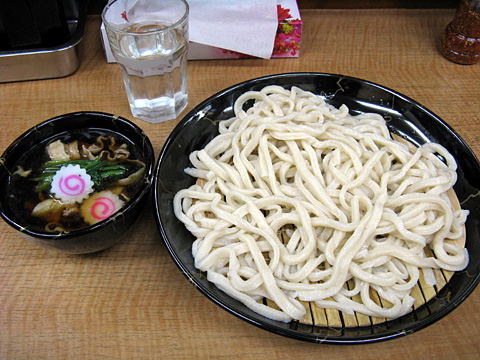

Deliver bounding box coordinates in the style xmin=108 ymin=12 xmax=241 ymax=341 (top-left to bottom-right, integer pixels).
xmin=173 ymin=85 xmax=469 ymax=322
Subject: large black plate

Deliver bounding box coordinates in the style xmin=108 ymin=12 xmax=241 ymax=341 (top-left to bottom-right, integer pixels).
xmin=153 ymin=73 xmax=480 ymax=344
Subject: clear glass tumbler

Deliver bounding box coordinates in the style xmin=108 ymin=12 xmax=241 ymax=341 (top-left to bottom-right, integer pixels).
xmin=102 ymin=0 xmax=189 ymax=123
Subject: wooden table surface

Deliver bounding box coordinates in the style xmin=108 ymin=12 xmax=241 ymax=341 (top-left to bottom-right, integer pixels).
xmin=1 ymin=9 xmax=480 ymax=359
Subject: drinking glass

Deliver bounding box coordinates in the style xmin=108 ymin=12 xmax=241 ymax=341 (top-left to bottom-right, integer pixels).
xmin=102 ymin=0 xmax=189 ymax=123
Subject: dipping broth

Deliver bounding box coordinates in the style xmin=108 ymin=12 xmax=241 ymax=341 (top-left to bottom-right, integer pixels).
xmin=6 ymin=129 xmax=146 ymax=233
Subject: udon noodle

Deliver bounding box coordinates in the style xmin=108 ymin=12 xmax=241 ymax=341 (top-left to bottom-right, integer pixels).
xmin=173 ymin=85 xmax=469 ymax=322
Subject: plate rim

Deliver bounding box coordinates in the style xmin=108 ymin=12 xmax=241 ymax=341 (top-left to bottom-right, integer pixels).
xmin=153 ymin=72 xmax=480 ymax=344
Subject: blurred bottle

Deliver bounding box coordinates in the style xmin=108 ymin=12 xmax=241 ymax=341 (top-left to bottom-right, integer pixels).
xmin=441 ymin=0 xmax=480 ymax=64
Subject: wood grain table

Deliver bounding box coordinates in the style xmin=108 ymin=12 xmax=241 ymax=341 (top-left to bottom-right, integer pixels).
xmin=1 ymin=9 xmax=479 ymax=359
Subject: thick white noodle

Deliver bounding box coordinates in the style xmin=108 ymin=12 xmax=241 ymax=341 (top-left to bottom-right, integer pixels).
xmin=173 ymin=85 xmax=469 ymax=322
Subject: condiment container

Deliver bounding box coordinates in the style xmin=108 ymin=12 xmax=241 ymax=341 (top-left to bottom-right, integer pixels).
xmin=441 ymin=0 xmax=480 ymax=65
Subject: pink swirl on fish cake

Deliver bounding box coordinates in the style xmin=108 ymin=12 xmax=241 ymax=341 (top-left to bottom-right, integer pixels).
xmin=89 ymin=197 xmax=117 ymax=220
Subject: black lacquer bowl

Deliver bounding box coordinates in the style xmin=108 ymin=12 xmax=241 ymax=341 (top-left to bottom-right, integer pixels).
xmin=153 ymin=73 xmax=480 ymax=343
xmin=0 ymin=111 xmax=155 ymax=254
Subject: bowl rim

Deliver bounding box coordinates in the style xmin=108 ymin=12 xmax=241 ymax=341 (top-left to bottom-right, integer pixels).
xmin=0 ymin=111 xmax=155 ymax=240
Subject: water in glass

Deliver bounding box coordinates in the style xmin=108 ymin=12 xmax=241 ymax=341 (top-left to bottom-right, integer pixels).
xmin=113 ymin=22 xmax=188 ymax=123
